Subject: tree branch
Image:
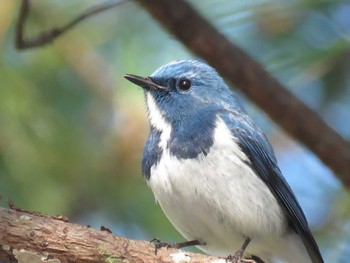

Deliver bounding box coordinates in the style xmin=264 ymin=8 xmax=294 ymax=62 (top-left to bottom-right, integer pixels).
xmin=135 ymin=0 xmax=350 ymax=186
xmin=13 ymin=1 xmax=350 ymax=182
xmin=0 ymin=207 xmax=229 ymax=263
xmin=15 ymin=0 xmax=127 ymax=49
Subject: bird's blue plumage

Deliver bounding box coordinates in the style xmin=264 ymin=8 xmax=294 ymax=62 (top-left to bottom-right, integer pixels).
xmin=220 ymin=112 xmax=322 ymax=262
xmin=167 ymin=109 xmax=216 ymax=159
xmin=125 ymin=60 xmax=324 ymax=263
xmin=142 ymin=128 xmax=163 ymax=180
xmin=143 ymin=60 xmax=243 ymax=161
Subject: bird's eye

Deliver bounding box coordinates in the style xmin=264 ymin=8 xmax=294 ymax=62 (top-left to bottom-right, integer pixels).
xmin=178 ymin=79 xmax=192 ymax=92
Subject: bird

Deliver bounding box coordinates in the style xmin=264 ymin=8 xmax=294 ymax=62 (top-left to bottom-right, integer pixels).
xmin=124 ymin=60 xmax=324 ymax=263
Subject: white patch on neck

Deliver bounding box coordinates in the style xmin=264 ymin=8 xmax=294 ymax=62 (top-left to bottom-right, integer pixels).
xmin=213 ymin=117 xmax=250 ymax=163
xmin=146 ymin=93 xmax=172 ymax=149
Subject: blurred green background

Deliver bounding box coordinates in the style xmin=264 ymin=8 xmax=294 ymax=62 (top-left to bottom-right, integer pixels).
xmin=1 ymin=0 xmax=350 ymax=262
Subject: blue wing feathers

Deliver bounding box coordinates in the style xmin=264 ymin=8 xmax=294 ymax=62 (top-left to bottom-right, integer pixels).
xmin=222 ymin=113 xmax=324 ymax=263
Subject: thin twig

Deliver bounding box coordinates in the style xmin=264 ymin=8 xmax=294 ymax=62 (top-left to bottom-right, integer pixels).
xmin=15 ymin=0 xmax=128 ymax=49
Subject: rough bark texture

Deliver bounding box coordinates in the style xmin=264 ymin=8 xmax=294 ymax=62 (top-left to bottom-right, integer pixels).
xmin=0 ymin=207 xmax=232 ymax=263
xmin=136 ymin=0 xmax=350 ymax=186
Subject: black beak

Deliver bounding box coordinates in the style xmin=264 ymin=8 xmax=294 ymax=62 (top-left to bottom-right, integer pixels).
xmin=124 ymin=74 xmax=165 ymax=91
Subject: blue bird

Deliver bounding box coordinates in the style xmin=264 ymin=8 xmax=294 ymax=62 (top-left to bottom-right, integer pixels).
xmin=124 ymin=60 xmax=323 ymax=263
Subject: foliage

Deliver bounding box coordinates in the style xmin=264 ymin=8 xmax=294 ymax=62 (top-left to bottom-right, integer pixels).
xmin=0 ymin=1 xmax=349 ymax=261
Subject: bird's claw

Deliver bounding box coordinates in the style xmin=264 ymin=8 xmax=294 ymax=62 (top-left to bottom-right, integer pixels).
xmin=226 ymin=254 xmax=240 ymax=263
xmin=150 ymin=238 xmax=177 ymax=255
xmin=226 ymin=254 xmax=255 ymax=263
xmin=226 ymin=248 xmax=247 ymax=263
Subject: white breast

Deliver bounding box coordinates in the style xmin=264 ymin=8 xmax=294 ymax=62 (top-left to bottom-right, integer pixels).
xmin=143 ymin=93 xmax=311 ymax=261
xmin=148 ymin=115 xmax=288 ymax=257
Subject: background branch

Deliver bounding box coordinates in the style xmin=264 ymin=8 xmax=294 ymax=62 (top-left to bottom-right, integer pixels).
xmin=14 ymin=0 xmax=350 ymax=185
xmin=135 ymin=0 xmax=350 ymax=185
xmin=0 ymin=207 xmax=229 ymax=263
xmin=15 ymin=0 xmax=127 ymax=49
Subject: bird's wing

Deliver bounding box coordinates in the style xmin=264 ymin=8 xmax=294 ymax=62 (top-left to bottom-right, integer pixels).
xmin=223 ymin=113 xmax=323 ymax=263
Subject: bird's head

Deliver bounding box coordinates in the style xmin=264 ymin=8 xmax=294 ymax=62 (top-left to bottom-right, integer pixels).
xmin=124 ymin=60 xmax=241 ymax=130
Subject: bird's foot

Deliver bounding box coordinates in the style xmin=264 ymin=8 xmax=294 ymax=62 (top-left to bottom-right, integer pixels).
xmin=150 ymin=238 xmax=203 ymax=255
xmin=226 ymin=252 xmax=241 ymax=263
xmin=226 ymin=237 xmax=254 ymax=263
xmin=226 ymin=249 xmax=255 ymax=263
xmin=226 ymin=254 xmax=257 ymax=263
xmin=150 ymin=238 xmax=177 ymax=254
xmin=226 ymin=255 xmax=254 ymax=263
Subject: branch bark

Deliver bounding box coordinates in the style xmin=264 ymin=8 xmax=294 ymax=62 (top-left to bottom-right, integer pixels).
xmin=135 ymin=0 xmax=350 ymax=185
xmin=0 ymin=207 xmax=227 ymax=263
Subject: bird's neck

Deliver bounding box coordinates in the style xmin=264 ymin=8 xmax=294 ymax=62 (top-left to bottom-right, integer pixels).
xmin=149 ymin=112 xmax=217 ymax=160
xmin=146 ymin=93 xmax=220 ymax=159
